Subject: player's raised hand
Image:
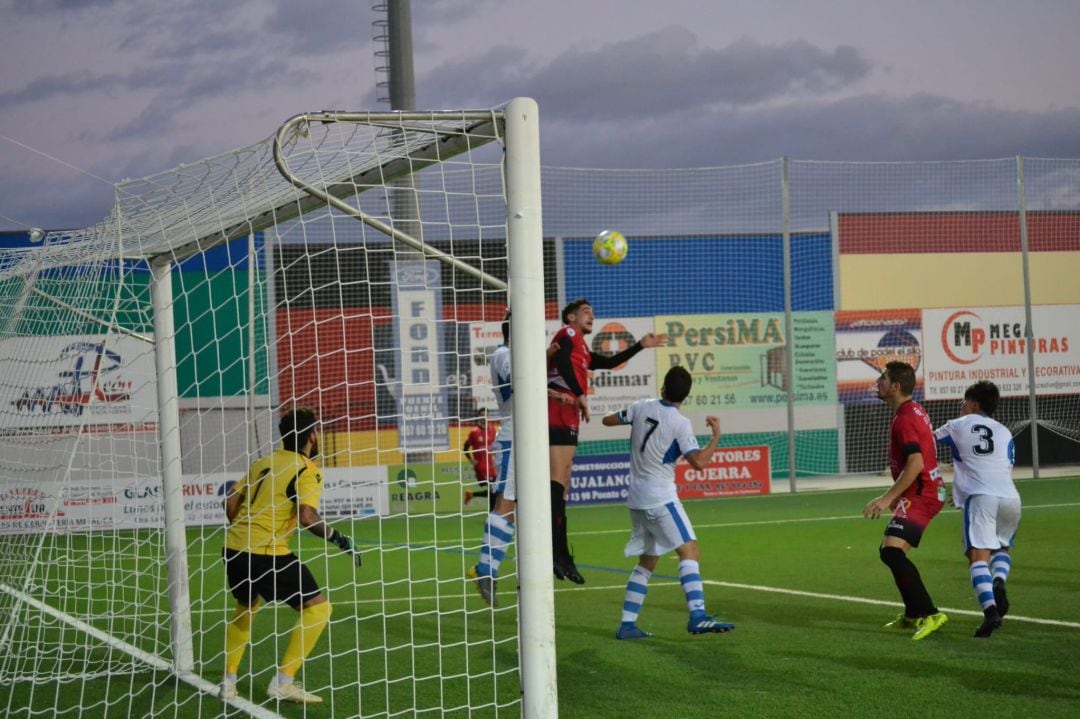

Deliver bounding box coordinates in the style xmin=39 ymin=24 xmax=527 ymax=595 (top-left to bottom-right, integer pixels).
xmin=639 ymin=332 xmax=668 ymax=348
xmin=704 ymin=416 xmax=721 ymax=438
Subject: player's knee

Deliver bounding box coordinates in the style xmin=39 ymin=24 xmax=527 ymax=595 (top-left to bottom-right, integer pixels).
xmin=303 ymin=600 xmax=332 ymax=621
xmin=880 ymin=545 xmax=906 ymax=568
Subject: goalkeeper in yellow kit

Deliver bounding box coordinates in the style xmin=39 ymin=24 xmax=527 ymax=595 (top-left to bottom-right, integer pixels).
xmin=220 ymin=407 xmax=360 ymax=704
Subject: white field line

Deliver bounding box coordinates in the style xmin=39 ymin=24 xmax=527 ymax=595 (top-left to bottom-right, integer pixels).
xmin=187 ymin=501 xmax=1080 ymax=558
xmin=570 ymin=500 xmax=1080 ymax=539
xmin=190 ymin=578 xmax=1080 ymax=631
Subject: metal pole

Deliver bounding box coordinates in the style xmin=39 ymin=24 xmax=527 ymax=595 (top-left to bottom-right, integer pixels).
xmin=781 ymin=157 xmax=797 ymax=492
xmin=150 ymin=257 xmax=195 ymax=673
xmin=504 ymin=97 xmax=557 ymax=718
xmin=247 ymin=233 xmax=259 ymax=457
xmin=387 ymin=0 xmax=415 ymax=111
xmin=1016 ymin=156 xmax=1040 ymax=478
xmin=830 ymin=211 xmax=847 ymax=475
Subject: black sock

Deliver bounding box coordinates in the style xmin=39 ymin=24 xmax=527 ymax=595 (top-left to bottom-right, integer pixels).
xmin=551 ymin=481 xmax=568 ymax=560
xmin=880 ymin=546 xmax=937 ymax=617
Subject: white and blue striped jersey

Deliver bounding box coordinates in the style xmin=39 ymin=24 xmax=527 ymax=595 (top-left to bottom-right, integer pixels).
xmin=614 ymin=398 xmax=701 ymax=510
xmin=933 ymin=413 xmax=1018 ymax=508
xmin=489 ymin=344 xmax=513 ymax=443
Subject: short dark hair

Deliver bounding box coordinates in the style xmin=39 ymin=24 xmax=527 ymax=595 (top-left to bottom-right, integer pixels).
xmin=662 ymin=365 xmax=693 ymax=403
xmin=965 ymin=380 xmax=1000 ymax=416
xmin=501 ymin=311 xmax=511 ymax=344
xmin=280 ymin=407 xmax=318 ymax=453
xmin=561 ymin=298 xmax=591 ymax=324
xmin=882 ymin=361 xmax=916 ymax=396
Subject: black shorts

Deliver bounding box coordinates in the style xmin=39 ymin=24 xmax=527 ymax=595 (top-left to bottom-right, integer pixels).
xmin=223 ymin=548 xmax=321 ymax=609
xmin=549 ymin=425 xmax=578 ymax=446
xmin=883 ymin=515 xmax=929 ymax=548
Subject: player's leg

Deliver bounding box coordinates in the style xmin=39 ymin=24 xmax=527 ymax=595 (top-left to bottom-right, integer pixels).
xmin=879 ymin=524 xmax=946 ymax=640
xmin=644 ymin=501 xmax=734 ymax=635
xmin=221 ymin=549 xmax=264 ymax=699
xmin=990 ymin=496 xmax=1021 ymax=617
xmin=616 ymin=510 xmax=656 ymax=639
xmin=470 ymin=442 xmax=516 ymax=605
xmin=268 ymin=558 xmax=330 ymax=704
xmin=549 ymin=427 xmax=583 ymax=583
xmin=964 ymin=496 xmax=1004 ymax=637
xmin=470 ymin=496 xmax=516 ymax=606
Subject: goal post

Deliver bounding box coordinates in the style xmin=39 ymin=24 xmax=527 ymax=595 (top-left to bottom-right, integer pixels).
xmin=0 ymin=98 xmax=554 ymax=719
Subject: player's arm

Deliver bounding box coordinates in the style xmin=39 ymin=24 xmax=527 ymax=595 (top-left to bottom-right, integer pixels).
xmin=601 ymin=408 xmax=629 ymax=427
xmin=223 ymin=476 xmax=247 ymax=523
xmin=224 ymin=487 xmax=244 ymax=523
xmin=294 ymin=469 xmax=362 ymax=566
xmin=863 ymin=450 xmax=923 ymax=519
xmin=684 ymin=416 xmax=721 ymax=470
xmin=588 ymin=333 xmax=668 ymax=371
xmin=551 ymin=335 xmax=586 ymax=396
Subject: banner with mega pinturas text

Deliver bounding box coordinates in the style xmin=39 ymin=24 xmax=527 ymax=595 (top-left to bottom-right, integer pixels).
xmin=923 ymin=305 xmax=1080 ymax=399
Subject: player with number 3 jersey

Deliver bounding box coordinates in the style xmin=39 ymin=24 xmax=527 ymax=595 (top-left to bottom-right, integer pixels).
xmin=934 ymin=380 xmax=1020 ymax=638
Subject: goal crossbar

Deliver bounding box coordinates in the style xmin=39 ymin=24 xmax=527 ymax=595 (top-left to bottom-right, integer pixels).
xmin=272 ymin=111 xmax=508 ymax=290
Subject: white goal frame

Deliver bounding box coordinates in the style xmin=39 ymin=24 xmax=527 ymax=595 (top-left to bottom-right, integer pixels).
xmin=0 ymin=97 xmax=555 ymax=718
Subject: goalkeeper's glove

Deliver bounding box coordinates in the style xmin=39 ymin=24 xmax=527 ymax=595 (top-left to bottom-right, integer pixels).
xmin=329 ymin=530 xmax=362 ymax=567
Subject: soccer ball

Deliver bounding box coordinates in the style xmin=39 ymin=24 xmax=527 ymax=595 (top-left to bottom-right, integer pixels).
xmin=593 ymin=230 xmax=628 ymax=265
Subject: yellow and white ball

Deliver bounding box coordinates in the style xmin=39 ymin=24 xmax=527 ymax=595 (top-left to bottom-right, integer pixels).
xmin=592 ymin=230 xmax=628 ymax=265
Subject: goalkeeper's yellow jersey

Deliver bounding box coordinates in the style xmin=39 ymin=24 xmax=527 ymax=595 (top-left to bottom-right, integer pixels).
xmin=225 ymin=449 xmax=324 ymax=556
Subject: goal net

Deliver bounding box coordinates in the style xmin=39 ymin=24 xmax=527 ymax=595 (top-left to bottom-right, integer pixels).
xmin=0 ymin=99 xmax=553 ymax=718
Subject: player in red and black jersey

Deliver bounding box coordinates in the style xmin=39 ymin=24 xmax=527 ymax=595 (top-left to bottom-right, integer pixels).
xmin=547 ymin=298 xmax=666 ymax=583
xmin=463 ymin=410 xmax=499 ymax=512
xmin=863 ymin=361 xmax=948 ymax=640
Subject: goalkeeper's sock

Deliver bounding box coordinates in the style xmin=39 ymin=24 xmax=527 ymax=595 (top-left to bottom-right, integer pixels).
xmin=621 ymin=564 xmax=652 ymax=625
xmin=478 ymin=512 xmax=515 ymax=578
xmin=278 ymin=601 xmax=332 ymax=679
xmin=225 ymin=602 xmax=260 ymax=675
xmin=678 ymin=559 xmax=707 ymax=617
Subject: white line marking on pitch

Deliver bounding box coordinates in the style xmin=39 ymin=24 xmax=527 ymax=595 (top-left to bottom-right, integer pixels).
xmin=548 ymin=579 xmax=1080 ymax=630
xmin=191 ymin=578 xmax=1080 ymax=631
xmin=569 ymin=501 xmax=1080 ymax=539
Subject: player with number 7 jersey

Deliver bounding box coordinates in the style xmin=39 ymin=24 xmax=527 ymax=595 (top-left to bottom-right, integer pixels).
xmin=602 ymin=366 xmax=736 ymax=639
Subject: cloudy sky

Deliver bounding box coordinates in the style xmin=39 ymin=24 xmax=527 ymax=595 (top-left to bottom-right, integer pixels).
xmin=2 ymin=0 xmax=1079 ymax=232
